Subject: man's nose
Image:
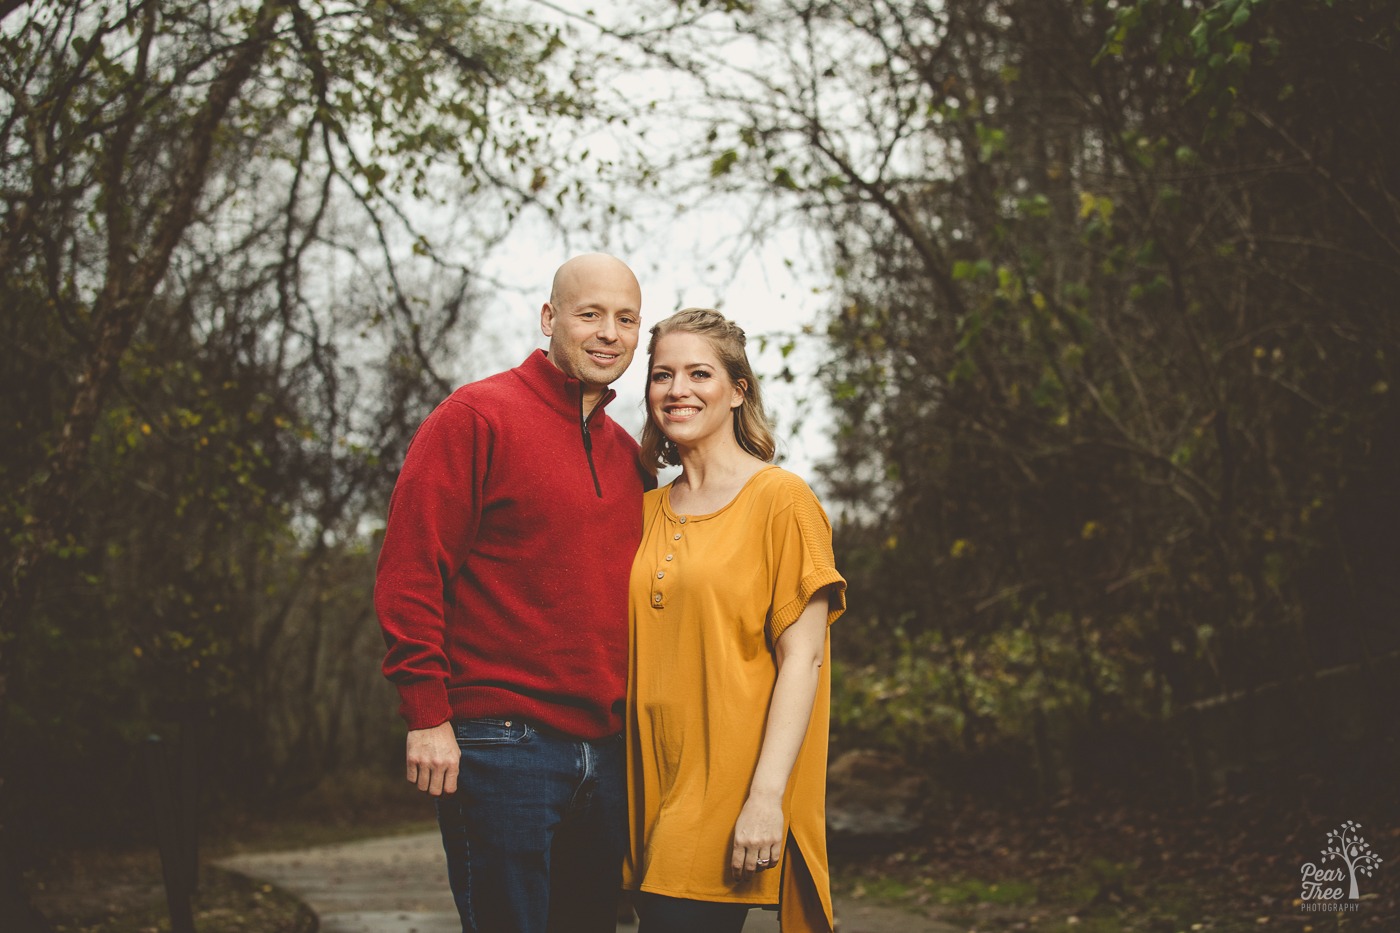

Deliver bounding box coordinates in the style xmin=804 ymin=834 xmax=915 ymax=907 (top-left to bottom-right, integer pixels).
xmin=595 ymin=315 xmax=619 ymax=342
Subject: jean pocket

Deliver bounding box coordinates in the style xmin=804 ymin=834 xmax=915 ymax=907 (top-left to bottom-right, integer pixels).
xmin=452 ymin=717 xmax=533 ymax=748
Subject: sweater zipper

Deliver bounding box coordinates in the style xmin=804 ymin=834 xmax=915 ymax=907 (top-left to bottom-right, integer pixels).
xmin=580 ymin=390 xmax=603 ymax=498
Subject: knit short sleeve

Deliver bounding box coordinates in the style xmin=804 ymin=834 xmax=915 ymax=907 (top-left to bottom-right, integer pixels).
xmin=767 ymin=475 xmax=847 ymax=642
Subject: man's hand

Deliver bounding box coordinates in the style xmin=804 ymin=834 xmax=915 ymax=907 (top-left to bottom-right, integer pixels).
xmin=406 ymin=721 xmax=459 ymax=796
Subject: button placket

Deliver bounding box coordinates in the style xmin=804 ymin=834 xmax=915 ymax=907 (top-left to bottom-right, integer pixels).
xmin=654 ymin=513 xmax=690 ymax=610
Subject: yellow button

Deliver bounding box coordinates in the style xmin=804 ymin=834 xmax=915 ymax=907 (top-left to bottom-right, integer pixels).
xmin=673 ymin=533 xmax=681 ymax=540
xmin=656 ymin=572 xmax=665 ymax=579
xmin=665 ymin=554 xmax=673 ymax=561
xmin=653 ymin=594 xmax=662 ymax=604
xmin=679 ymin=516 xmax=687 ymax=524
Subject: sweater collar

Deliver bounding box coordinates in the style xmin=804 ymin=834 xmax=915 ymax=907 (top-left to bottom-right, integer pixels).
xmin=517 ymin=348 xmax=617 ymax=419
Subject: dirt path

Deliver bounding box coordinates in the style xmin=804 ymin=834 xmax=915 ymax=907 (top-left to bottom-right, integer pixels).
xmin=218 ymin=830 xmax=957 ymax=932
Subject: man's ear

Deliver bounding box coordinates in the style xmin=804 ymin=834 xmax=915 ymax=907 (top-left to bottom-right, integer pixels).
xmin=540 ymin=302 xmax=556 ymax=337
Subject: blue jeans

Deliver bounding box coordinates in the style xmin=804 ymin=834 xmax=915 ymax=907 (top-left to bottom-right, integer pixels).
xmin=435 ymin=718 xmax=626 ymax=933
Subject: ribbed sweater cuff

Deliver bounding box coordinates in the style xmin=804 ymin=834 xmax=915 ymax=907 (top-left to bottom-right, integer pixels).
xmin=397 ymin=680 xmax=453 ymax=731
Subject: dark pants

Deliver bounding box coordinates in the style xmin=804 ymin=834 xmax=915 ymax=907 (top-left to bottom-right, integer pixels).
xmin=435 ymin=718 xmax=626 ymax=933
xmin=634 ymin=891 xmax=751 ymax=933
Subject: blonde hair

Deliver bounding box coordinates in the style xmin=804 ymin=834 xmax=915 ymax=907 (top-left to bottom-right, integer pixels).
xmin=639 ymin=308 xmax=777 ymax=472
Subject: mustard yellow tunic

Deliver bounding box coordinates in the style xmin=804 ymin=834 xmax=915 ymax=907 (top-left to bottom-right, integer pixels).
xmin=623 ymin=466 xmax=846 ymax=932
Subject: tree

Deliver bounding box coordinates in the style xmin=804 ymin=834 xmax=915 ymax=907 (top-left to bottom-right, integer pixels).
xmin=1 ymin=0 xmax=603 ymax=922
xmin=609 ymin=0 xmax=1400 ymax=795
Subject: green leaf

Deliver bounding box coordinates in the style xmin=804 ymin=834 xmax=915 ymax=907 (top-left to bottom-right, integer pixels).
xmin=710 ymin=149 xmax=738 ymax=177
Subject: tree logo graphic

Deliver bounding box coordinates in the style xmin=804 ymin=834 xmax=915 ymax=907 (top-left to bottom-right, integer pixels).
xmin=1300 ymin=820 xmax=1384 ymax=910
xmin=1321 ymin=821 xmax=1383 ymax=899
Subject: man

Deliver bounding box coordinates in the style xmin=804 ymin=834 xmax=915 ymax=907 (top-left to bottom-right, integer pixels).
xmin=374 ymin=253 xmax=649 ymax=932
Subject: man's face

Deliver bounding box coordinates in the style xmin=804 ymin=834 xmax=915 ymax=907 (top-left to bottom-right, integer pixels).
xmin=541 ymin=258 xmax=642 ymax=396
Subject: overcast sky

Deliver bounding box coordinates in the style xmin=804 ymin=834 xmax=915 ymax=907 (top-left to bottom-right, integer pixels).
xmin=461 ymin=1 xmax=840 ymax=482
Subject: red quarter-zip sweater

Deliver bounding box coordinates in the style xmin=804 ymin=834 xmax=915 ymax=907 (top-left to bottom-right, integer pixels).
xmin=375 ymin=349 xmax=650 ymax=738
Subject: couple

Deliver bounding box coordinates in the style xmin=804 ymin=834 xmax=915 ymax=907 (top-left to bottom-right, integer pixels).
xmin=374 ymin=253 xmax=846 ymax=933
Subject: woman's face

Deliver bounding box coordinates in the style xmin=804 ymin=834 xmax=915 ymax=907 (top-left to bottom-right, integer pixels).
xmin=647 ymin=331 xmax=745 ymax=451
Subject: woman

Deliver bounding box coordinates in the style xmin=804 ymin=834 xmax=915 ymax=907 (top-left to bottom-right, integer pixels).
xmin=623 ymin=308 xmax=846 ymax=933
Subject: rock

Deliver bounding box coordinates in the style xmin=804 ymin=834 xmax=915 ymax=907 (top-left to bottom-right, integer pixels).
xmin=825 ymin=750 xmax=928 ymax=852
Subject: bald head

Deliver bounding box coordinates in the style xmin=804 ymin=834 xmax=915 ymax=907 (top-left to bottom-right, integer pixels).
xmin=540 ymin=253 xmax=643 ymax=407
xmin=549 ymin=253 xmax=640 ymax=309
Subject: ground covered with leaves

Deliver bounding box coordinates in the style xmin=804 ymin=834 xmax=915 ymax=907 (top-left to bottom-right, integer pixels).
xmin=26 ymin=773 xmax=433 ymax=933
xmin=30 ymin=850 xmax=315 ymax=933
xmin=26 ymin=770 xmax=1399 ymax=932
xmin=834 ymin=787 xmax=1399 ymax=932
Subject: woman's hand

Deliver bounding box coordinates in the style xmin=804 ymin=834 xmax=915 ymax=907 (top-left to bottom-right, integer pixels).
xmin=731 ymin=790 xmax=785 ymax=880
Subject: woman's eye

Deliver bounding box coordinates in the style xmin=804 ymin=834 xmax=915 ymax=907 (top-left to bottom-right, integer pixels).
xmin=650 ymin=371 xmax=670 ymax=383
